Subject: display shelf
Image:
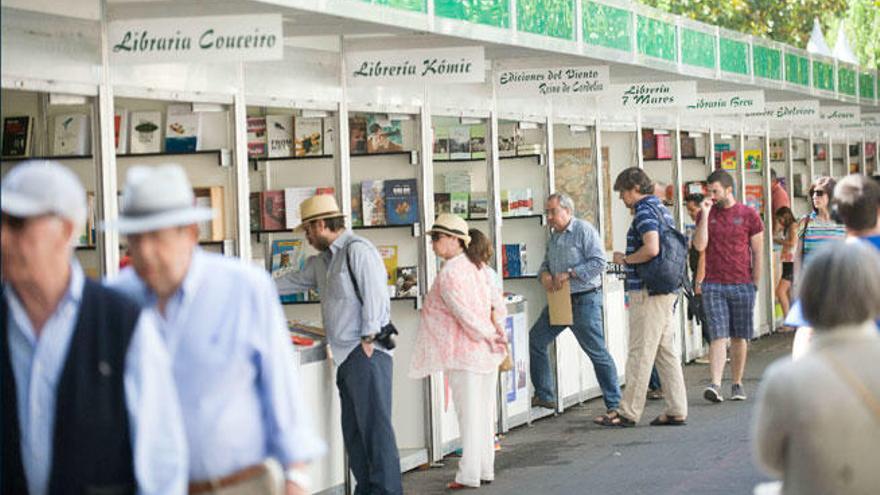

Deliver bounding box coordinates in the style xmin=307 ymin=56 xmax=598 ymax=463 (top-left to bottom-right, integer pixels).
xmin=117 ymin=149 xmax=227 ymax=166
xmin=643 ymin=157 xmax=674 ymax=162
xmin=283 ymin=295 xmax=418 ymax=309
xmin=792 ymin=158 xmax=808 ymax=162
xmin=75 ymin=245 xmax=97 ymax=251
xmin=434 ymin=157 xmax=487 ymax=164
xmin=1 ymin=154 xmax=93 ymax=162
xmin=353 ymin=223 xmax=419 ymax=237
xmin=502 ymin=213 xmax=544 ymax=225
xmin=282 ymin=299 xmax=320 ymax=306
xmin=500 ymin=153 xmax=543 ymax=163
xmin=251 ymin=228 xmax=290 ymax=243
xmin=250 ymin=154 xmax=333 ymax=170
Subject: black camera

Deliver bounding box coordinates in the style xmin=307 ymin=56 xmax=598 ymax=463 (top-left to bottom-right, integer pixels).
xmin=375 ymin=322 xmax=399 ymax=350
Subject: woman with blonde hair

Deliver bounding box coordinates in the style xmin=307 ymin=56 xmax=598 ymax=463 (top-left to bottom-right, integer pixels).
xmin=410 ymin=215 xmax=508 ymax=490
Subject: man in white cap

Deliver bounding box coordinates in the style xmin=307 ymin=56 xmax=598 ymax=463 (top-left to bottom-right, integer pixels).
xmin=275 ymin=194 xmax=402 ymax=495
xmin=107 ymin=164 xmax=324 ymax=495
xmin=1 ymin=161 xmax=187 ymax=495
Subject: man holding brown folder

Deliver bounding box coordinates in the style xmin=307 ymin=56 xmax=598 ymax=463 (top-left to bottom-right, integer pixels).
xmin=528 ymin=193 xmax=621 ymax=416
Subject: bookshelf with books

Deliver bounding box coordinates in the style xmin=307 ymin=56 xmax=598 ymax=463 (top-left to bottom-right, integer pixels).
xmin=865 ymin=141 xmax=877 ymax=176
xmin=830 ymin=141 xmax=847 ymax=178
xmin=431 ymin=116 xmax=491 ymax=228
xmin=790 ymin=136 xmax=812 ymax=221
xmin=813 ymin=140 xmax=831 ymax=177
xmin=743 ymin=135 xmax=766 ymax=212
xmin=681 ymin=131 xmax=711 ymax=204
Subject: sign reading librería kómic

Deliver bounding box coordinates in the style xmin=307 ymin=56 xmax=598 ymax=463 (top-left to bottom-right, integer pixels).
xmin=745 ymin=100 xmax=820 ymax=121
xmin=683 ymin=91 xmax=764 ymax=115
xmin=819 ymin=106 xmax=861 ymax=125
xmin=601 ymin=81 xmax=697 ymax=110
xmin=346 ymin=47 xmax=485 ymax=85
xmin=109 ymin=15 xmax=282 ymax=64
xmin=495 ymin=66 xmax=609 ymax=98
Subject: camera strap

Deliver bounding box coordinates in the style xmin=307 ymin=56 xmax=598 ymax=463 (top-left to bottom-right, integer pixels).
xmin=343 ymin=239 xmax=366 ymax=306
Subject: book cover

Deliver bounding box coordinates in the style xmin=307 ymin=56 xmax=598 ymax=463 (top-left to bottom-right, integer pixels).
xmin=680 ymin=135 xmax=696 ymax=158
xmin=249 ymin=192 xmax=262 ymax=231
xmin=642 ymin=129 xmax=657 ymax=160
xmin=497 ymin=122 xmax=519 ymax=157
xmin=197 ymin=111 xmax=229 ymax=151
xmin=378 ymin=246 xmax=398 ymax=287
xmin=684 ymin=181 xmax=708 ymax=196
xmin=130 ymin=111 xmax=162 ymax=153
xmin=744 ymin=149 xmax=762 ymax=171
xmin=433 ymin=126 xmax=449 ymax=161
xmin=77 ymin=192 xmax=95 ymax=247
xmin=294 ymin=117 xmax=323 ymax=157
xmin=395 ymin=266 xmax=418 ymax=298
xmin=193 ymin=187 xmax=224 ymax=241
xmin=366 ymin=115 xmax=403 ymax=153
xmin=195 ymin=195 xmax=214 ymax=241
xmin=500 ymin=189 xmax=510 ymax=216
xmin=114 ymin=109 xmax=128 ymax=154
xmin=247 ymin=117 xmax=267 ymax=158
xmin=813 ymin=143 xmax=827 ymax=160
xmin=745 ymin=185 xmax=764 ymax=213
xmin=449 ymin=125 xmax=471 ymax=160
xmin=517 ymin=143 xmax=542 ymax=156
xmin=53 ymin=114 xmax=90 ymax=156
xmin=349 ymin=115 xmax=368 ymax=155
xmin=323 ymin=117 xmax=335 ymax=156
xmin=865 ymin=143 xmax=876 ymax=159
xmin=165 ymin=111 xmax=199 ymax=153
xmin=721 ymin=151 xmax=737 ymax=170
xmin=266 ymin=115 xmax=294 ymax=158
xmin=769 ymin=140 xmax=785 ymax=161
xmin=361 ymin=180 xmax=387 ymax=226
xmin=469 ymin=191 xmax=488 ymax=219
xmin=655 ymin=134 xmax=672 ymax=160
xmin=384 ymin=179 xmax=419 ymax=225
xmin=351 ymin=183 xmax=363 ymax=227
xmin=450 ymin=192 xmax=469 ymax=219
xmin=271 ymin=239 xmax=307 ymax=303
xmin=2 ymin=116 xmax=32 ymax=157
xmin=504 ymin=244 xmax=522 ymax=277
xmin=315 ymin=186 xmax=335 ymax=196
xmin=443 ymin=170 xmax=471 ymax=193
xmin=261 ymin=190 xmax=286 ymax=231
xmin=434 ymin=193 xmax=451 ymax=215
xmin=470 ymin=124 xmax=486 ymax=159
xmin=284 ymin=187 xmax=316 ymax=230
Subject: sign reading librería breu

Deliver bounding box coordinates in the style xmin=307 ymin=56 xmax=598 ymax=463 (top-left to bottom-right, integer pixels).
xmin=683 ymin=91 xmax=765 ymax=115
xmin=346 ymin=47 xmax=485 ymax=85
xmin=109 ymin=15 xmax=283 ymax=63
xmin=600 ymin=81 xmax=697 ymax=110
xmin=745 ymin=100 xmax=820 ymax=121
xmin=495 ymin=66 xmax=610 ymax=98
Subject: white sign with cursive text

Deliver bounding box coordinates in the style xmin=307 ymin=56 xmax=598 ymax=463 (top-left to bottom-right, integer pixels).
xmin=600 ymin=81 xmax=697 ymax=111
xmin=682 ymin=91 xmax=765 ymax=115
xmin=745 ymin=100 xmax=821 ymax=121
xmin=345 ymin=47 xmax=485 ymax=85
xmin=495 ymin=66 xmax=610 ymax=98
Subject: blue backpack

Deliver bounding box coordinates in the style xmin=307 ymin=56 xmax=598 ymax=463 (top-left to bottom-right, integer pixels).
xmin=634 ymin=201 xmax=689 ymax=295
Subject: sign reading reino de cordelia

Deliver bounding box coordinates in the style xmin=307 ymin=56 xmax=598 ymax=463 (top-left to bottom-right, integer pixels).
xmin=109 ymin=14 xmax=283 ymax=63
xmin=495 ymin=66 xmax=610 ymax=98
xmin=683 ymin=91 xmax=765 ymax=115
xmin=345 ymin=47 xmax=485 ymax=85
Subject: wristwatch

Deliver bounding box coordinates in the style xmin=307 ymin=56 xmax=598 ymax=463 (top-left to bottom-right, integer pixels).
xmin=284 ymin=468 xmax=312 ymax=491
xmin=361 ymin=334 xmax=377 ymax=343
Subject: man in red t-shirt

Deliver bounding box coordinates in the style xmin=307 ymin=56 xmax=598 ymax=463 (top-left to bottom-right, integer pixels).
xmin=693 ymin=170 xmax=764 ymax=403
xmin=770 ymin=169 xmax=790 ymax=214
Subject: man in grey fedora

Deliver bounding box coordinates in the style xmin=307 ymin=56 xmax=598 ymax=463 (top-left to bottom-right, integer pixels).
xmin=275 ymin=194 xmax=403 ymax=495
xmin=2 ymin=160 xmax=187 ymax=495
xmin=107 ymin=164 xmax=324 ymax=495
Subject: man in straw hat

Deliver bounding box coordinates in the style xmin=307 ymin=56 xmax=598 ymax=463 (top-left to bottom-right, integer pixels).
xmin=275 ymin=194 xmax=402 ymax=495
xmin=107 ymin=164 xmax=324 ymax=495
xmin=2 ymin=161 xmax=186 ymax=494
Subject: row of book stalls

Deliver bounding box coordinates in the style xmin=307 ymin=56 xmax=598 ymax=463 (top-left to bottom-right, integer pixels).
xmin=2 ymin=1 xmax=879 ymax=493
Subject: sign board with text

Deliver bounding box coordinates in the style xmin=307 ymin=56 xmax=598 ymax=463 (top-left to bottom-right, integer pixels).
xmin=819 ymin=106 xmax=861 ymax=125
xmin=600 ymin=81 xmax=697 ymax=111
xmin=744 ymin=100 xmax=821 ymax=122
xmin=345 ymin=46 xmax=485 ymax=85
xmin=495 ymin=66 xmax=609 ymax=98
xmin=682 ymin=91 xmax=765 ymax=115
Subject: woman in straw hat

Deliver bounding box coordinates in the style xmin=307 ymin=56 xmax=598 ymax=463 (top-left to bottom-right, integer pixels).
xmin=409 ymin=214 xmax=508 ymax=490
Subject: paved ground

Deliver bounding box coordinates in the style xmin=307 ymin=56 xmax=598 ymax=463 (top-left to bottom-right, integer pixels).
xmin=403 ymin=333 xmax=793 ymax=495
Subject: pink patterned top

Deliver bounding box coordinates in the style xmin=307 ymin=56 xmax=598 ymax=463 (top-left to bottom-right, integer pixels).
xmin=409 ymin=254 xmax=508 ymax=378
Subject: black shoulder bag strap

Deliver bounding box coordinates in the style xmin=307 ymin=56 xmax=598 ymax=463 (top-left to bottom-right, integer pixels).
xmin=344 ymin=239 xmax=366 ymax=305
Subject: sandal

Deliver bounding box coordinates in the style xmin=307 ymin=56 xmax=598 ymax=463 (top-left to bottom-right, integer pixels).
xmin=593 ymin=409 xmax=619 ymax=425
xmin=596 ymin=411 xmax=636 ymax=428
xmin=446 ymin=481 xmax=477 ymax=490
xmin=649 ymin=414 xmax=687 ymax=426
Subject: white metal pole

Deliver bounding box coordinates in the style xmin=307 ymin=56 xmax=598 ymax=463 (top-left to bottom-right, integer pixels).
xmin=762 ymin=128 xmax=775 ymax=334
xmin=737 ymin=127 xmax=746 ymax=203
xmin=232 ymin=64 xmax=251 ymax=261
xmin=97 ymin=0 xmax=120 ymax=275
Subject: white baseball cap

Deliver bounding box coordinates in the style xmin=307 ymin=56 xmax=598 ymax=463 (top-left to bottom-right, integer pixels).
xmin=1 ymin=160 xmax=86 ymax=227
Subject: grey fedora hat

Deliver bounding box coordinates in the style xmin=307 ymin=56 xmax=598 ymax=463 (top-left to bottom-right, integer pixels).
xmin=107 ymin=164 xmax=213 ymax=234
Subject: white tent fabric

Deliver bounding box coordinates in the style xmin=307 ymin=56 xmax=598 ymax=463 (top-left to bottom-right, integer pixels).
xmin=832 ymin=23 xmax=859 ymax=65
xmin=806 ymin=17 xmax=832 ymax=56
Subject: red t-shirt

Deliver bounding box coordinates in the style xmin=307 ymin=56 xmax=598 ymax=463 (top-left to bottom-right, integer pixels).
xmin=698 ymin=202 xmax=764 ymax=284
xmin=771 ymin=182 xmax=790 ymax=213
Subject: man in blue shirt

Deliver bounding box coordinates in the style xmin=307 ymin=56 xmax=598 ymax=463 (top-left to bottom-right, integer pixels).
xmin=1 ymin=161 xmax=187 ymax=495
xmin=275 ymin=194 xmax=402 ymax=495
xmin=529 ymin=192 xmax=622 ymax=418
xmin=108 ymin=165 xmax=324 ymax=495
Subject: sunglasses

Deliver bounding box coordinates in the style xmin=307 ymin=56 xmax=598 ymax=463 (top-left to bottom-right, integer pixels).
xmin=810 ymin=190 xmax=826 ymax=197
xmin=430 ymin=232 xmax=448 ymax=242
xmin=1 ymin=214 xmax=29 ymax=230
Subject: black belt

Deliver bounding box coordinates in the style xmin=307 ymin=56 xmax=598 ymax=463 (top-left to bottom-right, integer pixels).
xmin=571 ymin=286 xmax=601 ymax=298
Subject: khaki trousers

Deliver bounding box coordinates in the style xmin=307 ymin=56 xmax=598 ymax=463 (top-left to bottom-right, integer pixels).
xmin=619 ymin=290 xmax=688 ymax=422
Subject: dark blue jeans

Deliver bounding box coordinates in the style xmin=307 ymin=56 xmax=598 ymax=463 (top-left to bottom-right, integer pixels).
xmin=529 ymin=290 xmax=621 ymax=411
xmin=337 ymin=346 xmax=403 ymax=495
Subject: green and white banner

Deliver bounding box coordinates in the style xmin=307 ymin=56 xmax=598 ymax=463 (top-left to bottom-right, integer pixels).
xmin=495 ymin=66 xmax=609 ymax=98
xmin=682 ymin=91 xmax=764 ymax=115
xmin=346 ymin=46 xmax=485 ymax=85
xmin=109 ymin=14 xmax=283 ymax=63
xmin=599 ymin=81 xmax=697 ymax=111
xmin=819 ymin=106 xmax=861 ymax=125
xmin=745 ymin=100 xmax=820 ymax=121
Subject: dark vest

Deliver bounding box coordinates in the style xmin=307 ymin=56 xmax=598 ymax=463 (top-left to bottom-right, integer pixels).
xmin=1 ymin=279 xmax=141 ymax=495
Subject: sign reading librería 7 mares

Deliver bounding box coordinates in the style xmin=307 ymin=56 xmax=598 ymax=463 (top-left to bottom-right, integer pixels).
xmin=682 ymin=91 xmax=764 ymax=115
xmin=495 ymin=66 xmax=609 ymax=98
xmin=345 ymin=47 xmax=485 ymax=85
xmin=745 ymin=100 xmax=820 ymax=121
xmin=109 ymin=15 xmax=283 ymax=63
xmin=600 ymin=81 xmax=697 ymax=110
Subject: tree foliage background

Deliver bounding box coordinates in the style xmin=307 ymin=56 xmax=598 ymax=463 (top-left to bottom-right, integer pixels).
xmin=639 ymin=0 xmax=879 ymax=69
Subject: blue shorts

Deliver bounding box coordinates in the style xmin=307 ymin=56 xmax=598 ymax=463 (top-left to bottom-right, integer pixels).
xmin=702 ymin=283 xmax=757 ymax=340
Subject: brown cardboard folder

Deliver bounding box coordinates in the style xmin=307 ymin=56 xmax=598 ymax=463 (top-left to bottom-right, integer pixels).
xmin=547 ymin=279 xmax=573 ymax=326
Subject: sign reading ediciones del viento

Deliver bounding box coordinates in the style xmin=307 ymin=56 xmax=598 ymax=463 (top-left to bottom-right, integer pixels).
xmin=495 ymin=66 xmax=610 ymax=98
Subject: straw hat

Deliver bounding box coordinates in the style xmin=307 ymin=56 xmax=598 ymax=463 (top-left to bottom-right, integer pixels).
xmin=295 ymin=194 xmax=345 ymax=231
xmin=427 ymin=213 xmax=471 ymax=246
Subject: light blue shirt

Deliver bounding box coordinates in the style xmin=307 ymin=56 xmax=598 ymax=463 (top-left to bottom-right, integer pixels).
xmin=539 ymin=218 xmax=606 ymax=293
xmin=109 ymin=250 xmax=325 ymax=481
xmin=4 ymin=261 xmax=187 ymax=495
xmin=275 ymin=230 xmax=392 ymax=365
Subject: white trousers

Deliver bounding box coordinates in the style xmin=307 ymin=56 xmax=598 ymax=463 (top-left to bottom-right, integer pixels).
xmin=448 ymin=369 xmax=497 ymax=487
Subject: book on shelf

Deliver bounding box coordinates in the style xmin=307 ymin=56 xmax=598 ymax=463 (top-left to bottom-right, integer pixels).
xmin=500 ymin=190 xmax=510 ymax=215
xmin=76 ymin=192 xmax=96 ymax=247
xmin=129 ymin=111 xmax=162 ymax=154
xmin=2 ymin=116 xmax=33 ymax=158
xmin=271 ymin=239 xmax=308 ymax=303
xmin=470 ymin=125 xmax=486 ymax=160
xmin=247 ymin=117 xmax=267 ymax=158
xmin=813 ymin=143 xmax=827 ymax=160
xmin=502 ymin=244 xmax=527 ymax=277
xmin=395 ymin=266 xmax=419 ymax=298
xmin=443 ymin=170 xmax=472 ymax=193
xmin=294 ymin=117 xmax=323 ymax=157
xmin=260 ymin=190 xmax=286 ymax=230
xmin=684 ymin=181 xmax=708 ymax=196
xmin=865 ymin=142 xmax=876 ymax=159
xmin=849 ymin=162 xmax=860 ymax=174
xmin=655 ymin=134 xmax=672 ymax=160
xmin=323 ymin=117 xmax=335 ymax=156
xmin=745 ymin=185 xmax=764 ymax=214
xmin=192 ymin=186 xmax=225 ymax=241
xmin=792 ymin=140 xmax=807 ymax=160
xmin=792 ymin=173 xmax=807 ymax=197
xmin=744 ymin=149 xmax=762 ymax=171
xmin=849 ymin=144 xmax=859 ymax=157
xmin=361 ymin=180 xmax=387 ymax=226
xmin=680 ymin=135 xmax=696 ymax=158
xmin=769 ymin=140 xmax=785 ymax=161
xmin=434 ymin=193 xmax=451 ymax=215
xmin=164 ymin=105 xmax=199 ymax=153
xmin=114 ymin=109 xmax=129 ymax=154
xmin=266 ymin=115 xmax=294 ymax=158
xmin=497 ymin=122 xmax=519 ymax=157
xmin=349 ymin=115 xmax=368 ymax=155
xmin=516 ymin=143 xmax=542 ymax=156
xmin=378 ymin=245 xmax=398 ymax=288
xmin=642 ymin=129 xmax=657 ymax=160
xmin=197 ymin=111 xmax=229 ymax=151
xmin=249 ymin=192 xmax=263 ymax=231
xmin=450 ymin=192 xmax=469 ymax=219
xmin=53 ymin=114 xmax=90 ymax=156
xmin=284 ymin=186 xmax=318 ymax=230
xmin=449 ymin=125 xmax=471 ymax=160
xmin=384 ymin=179 xmax=419 ymax=225
xmin=351 ymin=183 xmax=363 ymax=227
xmin=433 ymin=126 xmax=450 ymax=161
xmin=366 ymin=115 xmax=403 ymax=153
xmin=720 ymin=151 xmax=737 ymax=170
xmin=468 ymin=192 xmax=488 ymax=219
xmin=514 ymin=188 xmax=534 ymax=215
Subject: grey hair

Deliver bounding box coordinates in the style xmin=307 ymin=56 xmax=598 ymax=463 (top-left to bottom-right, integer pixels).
xmin=798 ymin=240 xmax=880 ymax=330
xmin=547 ymin=192 xmax=576 ymax=214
